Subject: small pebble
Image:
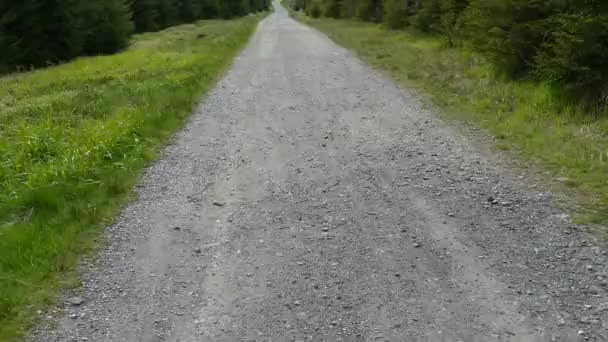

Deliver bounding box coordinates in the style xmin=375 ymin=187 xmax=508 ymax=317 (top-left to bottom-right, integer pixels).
xmin=69 ymin=297 xmax=85 ymax=306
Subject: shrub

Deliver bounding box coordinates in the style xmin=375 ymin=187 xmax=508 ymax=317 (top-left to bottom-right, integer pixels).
xmin=465 ymin=0 xmax=556 ymax=76
xmin=532 ymin=13 xmax=608 ymax=98
xmin=437 ymin=0 xmax=468 ymax=46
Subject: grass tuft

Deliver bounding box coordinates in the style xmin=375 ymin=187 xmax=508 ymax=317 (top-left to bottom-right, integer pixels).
xmin=0 ymin=16 xmax=263 ymax=340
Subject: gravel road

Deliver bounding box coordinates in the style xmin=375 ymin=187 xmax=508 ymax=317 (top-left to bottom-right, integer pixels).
xmin=33 ymin=2 xmax=608 ymax=341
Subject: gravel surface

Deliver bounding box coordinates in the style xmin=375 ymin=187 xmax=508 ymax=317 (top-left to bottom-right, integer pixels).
xmin=32 ymin=2 xmax=608 ymax=341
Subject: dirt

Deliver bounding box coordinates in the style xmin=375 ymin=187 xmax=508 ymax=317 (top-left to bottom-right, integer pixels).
xmin=32 ymin=2 xmax=608 ymax=341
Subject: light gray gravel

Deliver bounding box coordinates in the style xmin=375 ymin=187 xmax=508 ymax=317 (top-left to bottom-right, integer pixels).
xmin=32 ymin=2 xmax=608 ymax=341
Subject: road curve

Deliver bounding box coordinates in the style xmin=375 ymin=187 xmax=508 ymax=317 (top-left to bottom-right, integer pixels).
xmin=34 ymin=2 xmax=608 ymax=341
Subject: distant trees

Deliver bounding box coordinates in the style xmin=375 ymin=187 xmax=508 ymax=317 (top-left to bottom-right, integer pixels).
xmin=82 ymin=0 xmax=135 ymax=54
xmin=0 ymin=0 xmax=269 ymax=69
xmin=464 ymin=0 xmax=608 ymax=97
xmin=293 ymin=0 xmax=608 ymax=99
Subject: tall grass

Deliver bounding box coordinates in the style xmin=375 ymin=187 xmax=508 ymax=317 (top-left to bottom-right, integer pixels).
xmin=298 ymin=17 xmax=608 ymax=227
xmin=0 ymin=16 xmax=262 ymax=340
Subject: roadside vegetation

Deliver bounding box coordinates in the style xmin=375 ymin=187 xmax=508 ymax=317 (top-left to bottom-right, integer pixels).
xmin=0 ymin=15 xmax=263 ymax=340
xmin=1 ymin=0 xmax=269 ymax=71
xmin=286 ymin=1 xmax=608 ymax=226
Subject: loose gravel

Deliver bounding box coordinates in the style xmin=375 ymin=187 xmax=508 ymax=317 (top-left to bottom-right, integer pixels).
xmin=32 ymin=2 xmax=608 ymax=341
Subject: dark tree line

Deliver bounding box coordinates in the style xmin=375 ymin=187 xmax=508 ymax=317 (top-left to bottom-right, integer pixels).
xmin=0 ymin=0 xmax=270 ymax=68
xmin=293 ymin=0 xmax=608 ymax=100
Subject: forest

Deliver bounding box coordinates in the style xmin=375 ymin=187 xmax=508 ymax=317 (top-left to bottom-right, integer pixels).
xmin=0 ymin=0 xmax=270 ymax=69
xmin=292 ymin=0 xmax=608 ymax=102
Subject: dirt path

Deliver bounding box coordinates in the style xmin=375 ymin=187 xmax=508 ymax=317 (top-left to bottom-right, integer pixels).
xmin=34 ymin=2 xmax=608 ymax=341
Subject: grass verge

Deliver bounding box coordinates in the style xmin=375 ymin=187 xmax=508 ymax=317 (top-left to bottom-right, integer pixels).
xmin=295 ymin=15 xmax=608 ymax=228
xmin=0 ymin=15 xmax=262 ymax=340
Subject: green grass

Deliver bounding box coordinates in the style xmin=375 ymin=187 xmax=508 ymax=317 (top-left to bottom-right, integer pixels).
xmin=296 ymin=16 xmax=608 ymax=228
xmin=0 ymin=15 xmax=262 ymax=340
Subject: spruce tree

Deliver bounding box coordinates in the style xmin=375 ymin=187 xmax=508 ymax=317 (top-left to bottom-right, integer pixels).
xmin=81 ymin=0 xmax=134 ymax=55
xmin=132 ymin=0 xmax=161 ymax=32
xmin=0 ymin=0 xmax=85 ymax=67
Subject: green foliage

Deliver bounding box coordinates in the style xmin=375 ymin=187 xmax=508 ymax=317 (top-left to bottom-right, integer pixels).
xmin=157 ymin=0 xmax=180 ymax=27
xmin=177 ymin=0 xmax=204 ymax=21
xmin=465 ymin=0 xmax=549 ymax=76
xmin=532 ymin=13 xmax=608 ymax=99
xmin=292 ymin=0 xmax=608 ymax=101
xmin=299 ymin=15 xmax=608 ymax=227
xmin=356 ymin=0 xmax=383 ymax=21
xmin=0 ymin=0 xmax=87 ymax=67
xmin=0 ymin=16 xmax=263 ymax=340
xmin=464 ymin=0 xmax=608 ymax=96
xmin=81 ymin=0 xmax=134 ymax=54
xmin=383 ymin=0 xmax=409 ymax=29
xmin=0 ymin=0 xmax=133 ymax=66
xmin=131 ymin=0 xmax=162 ymax=32
xmin=437 ymin=0 xmax=468 ymax=46
xmin=199 ymin=0 xmax=221 ymax=18
xmin=324 ymin=0 xmax=342 ymax=18
xmin=306 ymin=2 xmax=322 ymax=17
xmin=0 ymin=0 xmax=267 ymax=69
xmin=294 ymin=0 xmax=307 ymax=11
xmin=413 ymin=0 xmax=440 ymax=31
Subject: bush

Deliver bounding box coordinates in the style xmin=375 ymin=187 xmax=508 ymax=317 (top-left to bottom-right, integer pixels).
xmin=532 ymin=13 xmax=608 ymax=98
xmin=465 ymin=0 xmax=608 ymax=97
xmin=437 ymin=0 xmax=468 ymax=46
xmin=466 ymin=0 xmax=555 ymax=76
